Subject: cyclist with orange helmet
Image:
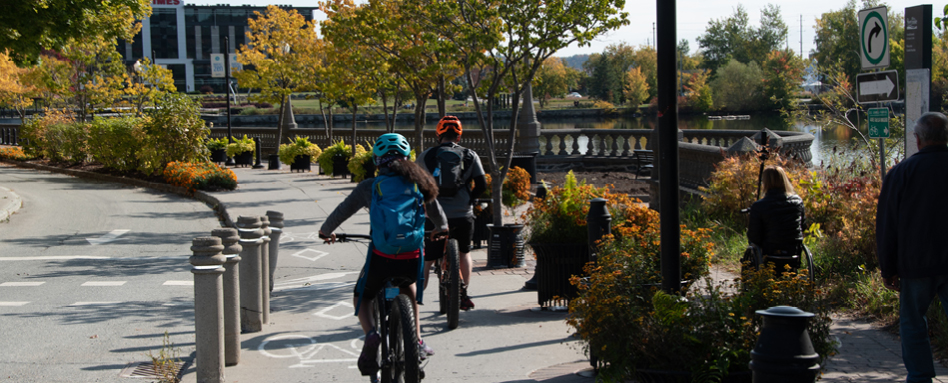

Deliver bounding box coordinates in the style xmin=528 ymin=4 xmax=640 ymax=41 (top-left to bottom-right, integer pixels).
xmin=419 ymin=116 xmax=487 ymax=310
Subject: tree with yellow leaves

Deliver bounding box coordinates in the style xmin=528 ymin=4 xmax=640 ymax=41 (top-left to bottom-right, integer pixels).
xmin=235 ymin=5 xmax=320 ymax=145
xmin=125 ymin=58 xmax=177 ymax=116
xmin=0 ymin=51 xmax=36 ymax=118
xmin=623 ymin=67 xmax=649 ymax=109
xmin=534 ymin=57 xmax=571 ymax=108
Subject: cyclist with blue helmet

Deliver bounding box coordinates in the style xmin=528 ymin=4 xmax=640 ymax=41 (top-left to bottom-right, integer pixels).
xmin=319 ymin=133 xmax=447 ymax=378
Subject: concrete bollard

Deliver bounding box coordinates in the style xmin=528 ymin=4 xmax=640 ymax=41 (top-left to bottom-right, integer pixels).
xmin=252 ymin=137 xmax=265 ymax=169
xmin=236 ymin=216 xmax=264 ymax=333
xmin=266 ymin=210 xmax=284 ymax=293
xmin=190 ymin=237 xmax=226 ymax=383
xmin=259 ymin=215 xmax=272 ymax=325
xmin=211 ymin=228 xmax=242 ymax=367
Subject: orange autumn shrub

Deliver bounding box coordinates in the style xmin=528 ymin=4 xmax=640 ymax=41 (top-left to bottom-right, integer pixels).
xmin=482 ymin=166 xmax=532 ymax=207
xmin=0 ymin=146 xmax=33 ymax=161
xmin=163 ymin=161 xmax=237 ymax=192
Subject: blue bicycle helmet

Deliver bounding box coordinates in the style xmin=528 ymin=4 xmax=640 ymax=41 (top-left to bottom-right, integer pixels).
xmin=373 ymin=133 xmax=411 ymax=163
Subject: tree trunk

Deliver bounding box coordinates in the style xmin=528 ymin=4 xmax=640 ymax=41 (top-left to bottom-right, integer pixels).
xmin=276 ymin=95 xmax=286 ymax=147
xmin=328 ymin=106 xmax=335 ymax=142
xmin=380 ymin=92 xmax=391 ymax=132
xmin=351 ymin=105 xmax=358 ymax=158
xmin=437 ymin=76 xmax=447 ymax=117
xmin=319 ymin=99 xmax=329 ymax=140
xmin=413 ymin=97 xmax=428 ymax=154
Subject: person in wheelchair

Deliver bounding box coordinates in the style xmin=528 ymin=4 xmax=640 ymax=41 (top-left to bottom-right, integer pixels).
xmin=745 ymin=166 xmax=805 ymax=273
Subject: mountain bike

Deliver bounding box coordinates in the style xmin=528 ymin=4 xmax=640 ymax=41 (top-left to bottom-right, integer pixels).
xmin=322 ymin=233 xmax=424 ymax=383
xmin=434 ymin=238 xmax=460 ymax=329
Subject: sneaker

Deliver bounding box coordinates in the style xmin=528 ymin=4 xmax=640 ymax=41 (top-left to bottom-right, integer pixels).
xmin=419 ymin=340 xmax=435 ymax=359
xmin=358 ymin=330 xmax=381 ymax=376
xmin=461 ymin=296 xmax=475 ymax=311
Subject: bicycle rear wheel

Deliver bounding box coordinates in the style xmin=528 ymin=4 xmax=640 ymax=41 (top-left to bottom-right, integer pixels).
xmin=437 ymin=259 xmax=447 ymax=315
xmin=446 ymin=239 xmax=460 ymax=330
xmin=382 ymin=294 xmax=420 ymax=383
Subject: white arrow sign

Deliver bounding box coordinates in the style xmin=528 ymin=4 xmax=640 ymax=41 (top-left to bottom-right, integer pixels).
xmin=859 ymin=77 xmax=896 ymax=96
xmin=86 ymin=230 xmax=129 ymax=245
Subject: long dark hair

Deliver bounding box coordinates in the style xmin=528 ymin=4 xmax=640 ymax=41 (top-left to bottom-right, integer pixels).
xmin=385 ymin=158 xmax=439 ymax=203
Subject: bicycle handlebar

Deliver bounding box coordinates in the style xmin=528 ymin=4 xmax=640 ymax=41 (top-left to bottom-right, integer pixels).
xmin=319 ymin=233 xmax=372 ymax=242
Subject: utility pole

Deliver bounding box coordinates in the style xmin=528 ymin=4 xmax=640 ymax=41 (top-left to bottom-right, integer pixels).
xmin=657 ymin=0 xmax=681 ymax=294
xmin=653 ymin=22 xmax=656 ymax=50
xmin=800 ymin=15 xmax=803 ymax=57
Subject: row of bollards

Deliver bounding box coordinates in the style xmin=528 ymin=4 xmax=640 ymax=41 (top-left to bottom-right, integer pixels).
xmin=189 ymin=211 xmax=284 ymax=383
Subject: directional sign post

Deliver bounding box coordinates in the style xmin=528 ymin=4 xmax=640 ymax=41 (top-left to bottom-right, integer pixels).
xmin=868 ymin=108 xmax=890 ymax=138
xmin=859 ymin=6 xmax=889 ymax=70
xmin=867 ymin=107 xmax=890 ymax=179
xmin=857 ymin=70 xmax=899 ymax=104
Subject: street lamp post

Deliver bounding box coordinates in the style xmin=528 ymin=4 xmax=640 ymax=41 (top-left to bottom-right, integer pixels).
xmin=225 ymin=36 xmax=235 ymax=166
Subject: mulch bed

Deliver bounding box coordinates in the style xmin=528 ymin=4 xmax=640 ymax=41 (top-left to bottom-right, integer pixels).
xmin=537 ymin=171 xmax=650 ymax=197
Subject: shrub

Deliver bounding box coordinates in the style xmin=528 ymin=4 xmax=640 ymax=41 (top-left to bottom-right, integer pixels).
xmin=137 ymin=94 xmax=209 ymax=175
xmin=524 ymin=171 xmax=606 ymax=244
xmin=317 ymin=140 xmax=351 ymax=176
xmin=19 ymin=109 xmax=78 ymax=161
xmin=87 ymin=117 xmax=144 ymax=172
xmin=348 ymin=143 xmax=374 ymax=182
xmin=277 ymin=136 xmax=322 ymax=165
xmin=225 ymin=135 xmax=255 ymax=157
xmin=569 ymin=259 xmax=835 ymax=381
xmin=163 ymin=161 xmax=237 ymax=192
xmin=0 ymin=146 xmax=32 ymax=160
xmin=205 ymin=137 xmax=228 ymax=151
xmin=483 ymin=166 xmax=532 ymax=207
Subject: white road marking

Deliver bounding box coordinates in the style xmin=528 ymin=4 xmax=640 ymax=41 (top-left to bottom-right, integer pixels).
xmin=0 ymin=282 xmax=45 ymax=286
xmin=291 ymin=248 xmax=329 ymax=262
xmin=86 ymin=229 xmax=130 ymax=245
xmin=313 ymin=301 xmax=354 ymax=321
xmin=70 ymin=302 xmax=121 ymax=306
xmin=0 ymin=256 xmax=109 ymax=261
xmin=163 ymin=281 xmax=193 ymax=286
xmin=0 ymin=302 xmax=29 ymax=306
xmin=81 ymin=281 xmax=127 ymax=287
xmin=258 ymin=334 xmax=360 ymax=368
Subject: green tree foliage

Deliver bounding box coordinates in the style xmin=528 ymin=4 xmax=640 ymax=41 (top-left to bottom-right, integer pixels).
xmin=416 ymin=0 xmax=628 ymax=226
xmin=623 ymin=67 xmax=649 ymax=108
xmin=0 ymin=0 xmax=151 ymax=65
xmin=811 ymin=1 xmax=900 ymax=87
xmin=126 ymin=58 xmax=177 ymax=116
xmin=585 ymin=43 xmax=655 ymax=104
xmin=136 ymin=94 xmax=209 ymax=175
xmin=682 ymin=70 xmax=713 ymax=113
xmin=711 ymin=59 xmax=764 ymax=112
xmin=760 ymin=50 xmax=805 ymax=112
xmin=235 ymin=5 xmax=320 ymax=145
xmin=534 ymin=57 xmax=571 ymax=107
xmin=697 ymin=4 xmax=788 ymax=73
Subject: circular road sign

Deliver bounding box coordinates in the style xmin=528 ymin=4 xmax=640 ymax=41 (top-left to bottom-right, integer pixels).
xmin=859 ymin=6 xmax=889 ymax=69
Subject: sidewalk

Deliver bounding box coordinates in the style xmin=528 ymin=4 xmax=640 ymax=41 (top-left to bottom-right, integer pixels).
xmin=1 ymin=160 xmax=943 ymax=382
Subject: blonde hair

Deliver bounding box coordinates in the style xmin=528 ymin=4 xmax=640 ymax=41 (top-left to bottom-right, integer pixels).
xmin=761 ymin=166 xmax=794 ymax=195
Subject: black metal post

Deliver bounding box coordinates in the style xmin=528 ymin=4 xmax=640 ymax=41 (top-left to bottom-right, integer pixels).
xmin=252 ymin=137 xmax=264 ymax=169
xmin=224 ymin=36 xmax=235 ymax=166
xmin=586 ymin=198 xmax=611 ymax=265
xmin=657 ymin=0 xmax=681 ymax=294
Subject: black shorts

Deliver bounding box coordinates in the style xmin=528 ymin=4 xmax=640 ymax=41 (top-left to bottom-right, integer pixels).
xmin=424 ymin=216 xmax=474 ymax=262
xmin=353 ymin=252 xmax=419 ymax=299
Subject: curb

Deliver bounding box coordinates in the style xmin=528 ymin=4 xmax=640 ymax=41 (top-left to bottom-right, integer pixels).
xmin=0 ymin=159 xmax=235 ymax=228
xmin=0 ymin=185 xmax=22 ymax=222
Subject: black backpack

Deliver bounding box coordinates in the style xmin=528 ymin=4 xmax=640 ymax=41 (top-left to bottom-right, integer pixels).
xmin=425 ymin=144 xmax=470 ymax=197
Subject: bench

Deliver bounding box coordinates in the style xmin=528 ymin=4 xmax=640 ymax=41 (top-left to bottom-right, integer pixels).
xmin=633 ymin=149 xmax=653 ymax=178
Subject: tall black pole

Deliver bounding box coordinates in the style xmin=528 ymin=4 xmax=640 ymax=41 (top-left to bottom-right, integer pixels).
xmin=225 ymin=36 xmax=232 ymax=143
xmin=657 ymin=0 xmax=681 ymax=294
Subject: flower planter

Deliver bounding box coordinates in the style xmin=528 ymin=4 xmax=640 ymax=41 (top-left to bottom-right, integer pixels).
xmin=290 ymin=154 xmax=311 ymax=172
xmin=531 ymin=242 xmax=589 ymax=307
xmin=332 ymin=155 xmax=350 ymax=178
xmin=210 ymin=148 xmax=227 ymax=164
xmin=234 ymin=151 xmax=253 ymax=167
xmin=486 ymin=224 xmax=525 ymax=269
xmin=268 ymin=154 xmax=281 ymax=170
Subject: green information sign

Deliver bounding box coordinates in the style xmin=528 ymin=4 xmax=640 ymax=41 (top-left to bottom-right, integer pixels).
xmin=868 ymin=108 xmax=890 ymax=138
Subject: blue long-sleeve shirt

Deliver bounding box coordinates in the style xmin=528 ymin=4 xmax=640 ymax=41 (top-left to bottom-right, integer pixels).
xmin=320 ymin=177 xmax=447 ymax=236
xmin=876 ymin=145 xmax=948 ymax=279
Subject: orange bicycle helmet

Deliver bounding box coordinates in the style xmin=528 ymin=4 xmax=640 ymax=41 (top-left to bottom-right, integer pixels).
xmin=436 ymin=116 xmax=463 ymax=137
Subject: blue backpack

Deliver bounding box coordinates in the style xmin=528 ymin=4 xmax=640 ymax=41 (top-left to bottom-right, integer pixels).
xmin=370 ymin=174 xmax=426 ymax=255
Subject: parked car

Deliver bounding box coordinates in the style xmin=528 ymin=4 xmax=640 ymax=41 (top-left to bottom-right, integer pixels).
xmin=566 ymin=92 xmax=582 ymax=98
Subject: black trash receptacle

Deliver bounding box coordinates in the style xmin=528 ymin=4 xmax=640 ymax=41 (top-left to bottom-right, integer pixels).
xmin=486 ymin=224 xmax=524 ymax=268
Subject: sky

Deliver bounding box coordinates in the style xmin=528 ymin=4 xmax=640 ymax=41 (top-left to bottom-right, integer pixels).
xmin=184 ymin=0 xmax=930 ymax=59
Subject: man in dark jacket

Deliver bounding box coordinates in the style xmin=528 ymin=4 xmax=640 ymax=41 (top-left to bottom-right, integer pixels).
xmin=876 ymin=111 xmax=948 ymax=383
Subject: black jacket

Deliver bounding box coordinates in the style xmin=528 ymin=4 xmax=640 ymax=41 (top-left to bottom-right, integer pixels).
xmin=876 ymin=145 xmax=948 ymax=279
xmin=747 ymin=189 xmax=805 ymax=254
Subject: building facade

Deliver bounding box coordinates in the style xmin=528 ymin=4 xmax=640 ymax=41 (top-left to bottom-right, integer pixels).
xmin=118 ymin=1 xmax=318 ymax=92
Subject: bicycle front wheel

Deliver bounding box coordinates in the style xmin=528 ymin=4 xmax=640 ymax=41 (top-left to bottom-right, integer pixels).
xmin=446 ymin=239 xmax=460 ymax=330
xmin=383 ymin=294 xmax=420 ymax=383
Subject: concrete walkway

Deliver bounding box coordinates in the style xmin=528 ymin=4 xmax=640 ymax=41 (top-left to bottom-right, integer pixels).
xmin=2 ymin=159 xmax=946 ymax=382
